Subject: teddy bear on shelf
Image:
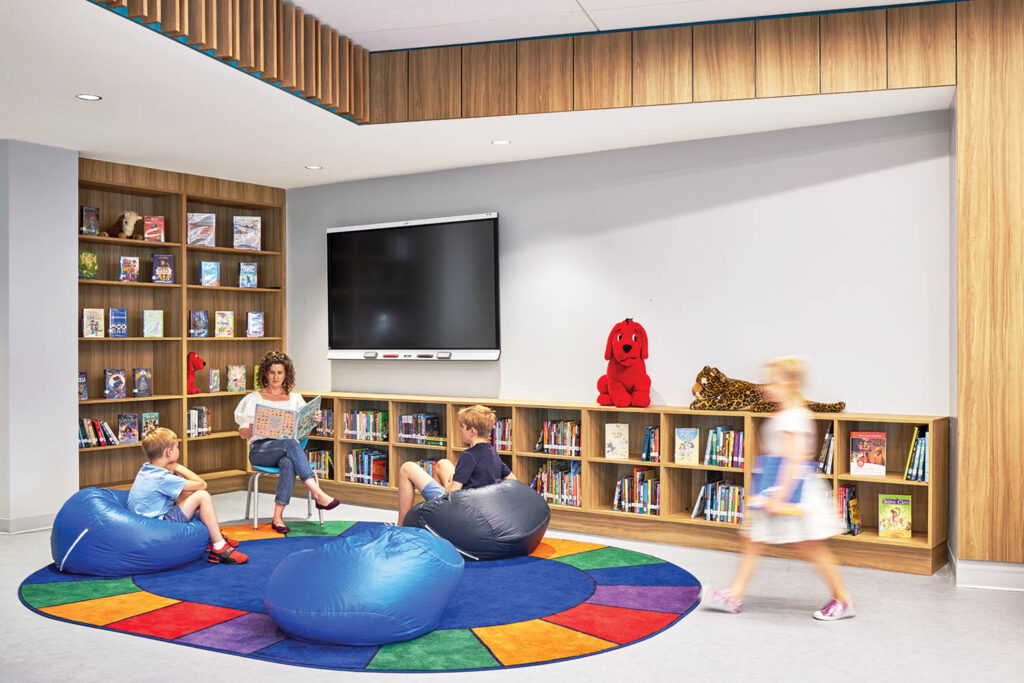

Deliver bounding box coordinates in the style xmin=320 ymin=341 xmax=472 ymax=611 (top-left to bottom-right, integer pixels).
xmin=596 ymin=318 xmax=651 ymax=408
xmin=106 ymin=210 xmax=142 ymax=239
xmin=186 ymin=351 xmax=206 ymax=395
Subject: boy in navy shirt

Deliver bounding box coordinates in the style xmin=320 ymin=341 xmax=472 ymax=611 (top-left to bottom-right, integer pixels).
xmin=397 ymin=405 xmax=515 ymax=525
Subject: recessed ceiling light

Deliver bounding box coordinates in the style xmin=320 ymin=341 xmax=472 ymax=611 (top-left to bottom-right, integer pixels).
xmin=305 ymin=165 xmax=323 ymax=170
xmin=491 ymin=139 xmax=511 ymax=145
xmin=76 ymin=93 xmax=102 ymax=101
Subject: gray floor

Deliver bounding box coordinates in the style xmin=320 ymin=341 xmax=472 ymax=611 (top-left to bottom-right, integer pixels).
xmin=2 ymin=492 xmax=1022 ymax=682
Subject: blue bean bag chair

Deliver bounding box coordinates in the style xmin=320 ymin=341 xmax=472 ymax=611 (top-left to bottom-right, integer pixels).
xmin=51 ymin=488 xmax=207 ymax=577
xmin=263 ymin=525 xmax=464 ymax=646
xmin=402 ymin=479 xmax=550 ymax=560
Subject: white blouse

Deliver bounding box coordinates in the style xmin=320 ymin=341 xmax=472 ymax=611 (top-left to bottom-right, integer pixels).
xmin=234 ymin=391 xmax=306 ymax=446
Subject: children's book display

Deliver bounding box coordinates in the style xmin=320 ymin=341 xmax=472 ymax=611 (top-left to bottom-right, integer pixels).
xmin=233 ymin=216 xmax=261 ymax=250
xmin=535 ymin=420 xmax=580 ymax=455
xmin=641 ymin=426 xmax=660 ymax=462
xmin=200 ymin=261 xmax=220 ymax=287
xmin=143 ymin=215 xmax=164 ymax=242
xmin=142 ymin=310 xmax=163 ymax=337
xmin=530 ymin=460 xmax=582 ymax=507
xmin=246 ymin=311 xmax=264 ymax=337
xmin=215 ymin=311 xmax=233 ymax=337
xmin=612 ymin=466 xmax=660 ymax=515
xmin=605 ymin=423 xmax=628 ymax=459
xmin=187 ymin=406 xmax=211 ymax=437
xmin=109 ymin=308 xmax=128 ymax=338
xmin=674 ymin=427 xmax=700 ymax=464
xmin=118 ymin=414 xmax=139 ymax=444
xmin=209 ymin=368 xmax=220 ymax=393
xmin=141 ymin=412 xmax=159 ymax=437
xmin=491 ymin=417 xmax=511 ymax=451
xmin=79 ymin=251 xmax=98 ymax=280
xmin=343 ymin=410 xmax=388 ymax=441
xmin=878 ymin=494 xmax=912 ymax=538
xmin=346 ymin=448 xmax=387 ymax=486
xmin=704 ymin=426 xmax=744 ymax=467
xmin=104 ymin=369 xmax=126 ymax=399
xmin=238 ymin=262 xmax=258 ymax=288
xmin=119 ymin=256 xmax=139 ymax=282
xmin=186 ymin=213 xmax=216 ymax=246
xmin=133 ymin=368 xmax=152 ymax=397
xmin=398 ymin=414 xmax=446 ymax=446
xmin=82 ymin=309 xmax=104 ymax=338
xmin=903 ymin=426 xmax=930 ymax=482
xmin=152 ymin=254 xmax=174 ymax=284
xmin=79 ymin=417 xmax=119 ymax=447
xmin=309 ymin=450 xmax=334 ymax=479
xmin=80 ymin=206 xmax=99 ymax=235
xmin=816 ymin=424 xmax=835 ymax=474
xmin=253 ymin=395 xmax=322 ymax=440
xmin=226 ymin=365 xmax=246 ymax=392
xmin=850 ymin=431 xmax=886 ymax=476
xmin=190 ymin=310 xmax=209 ymax=337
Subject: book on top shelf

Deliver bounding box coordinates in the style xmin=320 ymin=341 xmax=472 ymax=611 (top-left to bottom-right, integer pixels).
xmin=104 ymin=369 xmax=126 ymax=399
xmin=226 ymin=365 xmax=246 ymax=392
xmin=152 ymin=254 xmax=174 ymax=284
xmin=850 ymin=431 xmax=886 ymax=476
xmin=79 ymin=251 xmax=98 ymax=280
xmin=80 ymin=206 xmax=99 ymax=235
xmin=143 ymin=215 xmax=165 ymax=242
xmin=186 ymin=213 xmax=216 ymax=246
xmin=108 ymin=308 xmax=128 ymax=338
xmin=209 ymin=368 xmax=220 ymax=393
xmin=118 ymin=256 xmax=139 ymax=282
xmin=605 ymin=423 xmax=628 ymax=459
xmin=878 ymin=494 xmax=912 ymax=538
xmin=78 ymin=372 xmax=88 ymax=400
xmin=83 ymin=308 xmax=104 ymax=338
xmin=142 ymin=310 xmax=163 ymax=338
xmin=133 ymin=368 xmax=152 ymax=397
xmin=214 ymin=310 xmax=234 ymax=337
xmin=674 ymin=427 xmax=700 ymax=465
xmin=141 ymin=412 xmax=159 ymax=437
xmin=246 ymin=311 xmax=264 ymax=338
xmin=200 ymin=261 xmax=220 ymax=287
xmin=118 ymin=414 xmax=139 ymax=444
xmin=238 ymin=262 xmax=258 ymax=288
xmin=253 ymin=395 xmax=321 ymax=440
xmin=189 ymin=310 xmax=209 ymax=338
xmin=233 ymin=216 xmax=261 ymax=250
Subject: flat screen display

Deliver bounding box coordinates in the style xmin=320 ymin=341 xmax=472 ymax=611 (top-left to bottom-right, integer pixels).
xmin=327 ymin=213 xmax=499 ymax=358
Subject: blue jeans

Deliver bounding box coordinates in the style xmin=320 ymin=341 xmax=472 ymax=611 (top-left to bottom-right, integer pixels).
xmin=249 ymin=438 xmax=315 ymax=506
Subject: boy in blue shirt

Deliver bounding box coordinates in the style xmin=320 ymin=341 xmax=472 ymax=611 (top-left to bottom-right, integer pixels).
xmin=397 ymin=405 xmax=515 ymax=525
xmin=127 ymin=427 xmax=248 ymax=564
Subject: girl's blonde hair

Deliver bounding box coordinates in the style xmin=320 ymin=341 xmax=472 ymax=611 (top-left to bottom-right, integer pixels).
xmin=766 ymin=356 xmax=806 ymax=404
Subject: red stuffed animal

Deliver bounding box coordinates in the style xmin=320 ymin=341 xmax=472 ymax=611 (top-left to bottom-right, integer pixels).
xmin=186 ymin=351 xmax=206 ymax=395
xmin=597 ymin=318 xmax=651 ymax=408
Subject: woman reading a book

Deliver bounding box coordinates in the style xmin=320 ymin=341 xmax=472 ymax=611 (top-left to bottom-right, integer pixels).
xmin=235 ymin=350 xmax=339 ymax=533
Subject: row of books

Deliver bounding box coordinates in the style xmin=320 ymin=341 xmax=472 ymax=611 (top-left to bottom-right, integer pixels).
xmin=490 ymin=417 xmax=512 ymax=451
xmin=308 ymin=450 xmax=333 ymax=479
xmin=80 ymin=252 xmax=175 ymax=283
xmin=210 ymin=366 xmax=248 ymax=393
xmin=641 ymin=426 xmax=660 ymax=462
xmin=345 ymin=449 xmax=388 ymax=486
xmin=190 ymin=310 xmax=265 ymax=338
xmin=529 ymin=460 xmax=582 ymax=508
xmin=417 ymin=459 xmax=438 ymax=477
xmin=397 ymin=414 xmax=446 ymax=446
xmin=816 ymin=427 xmax=836 ymax=474
xmin=81 ymin=368 xmax=152 ymax=400
xmin=313 ymin=409 xmax=334 ymax=437
xmin=79 ymin=417 xmax=119 ymax=448
xmin=82 ymin=308 xmax=165 ymax=338
xmin=343 ymin=410 xmax=389 ymax=441
xmin=199 ymin=261 xmax=259 ymax=288
xmin=535 ymin=420 xmax=581 ymax=456
xmin=80 ymin=208 xmax=165 ymax=240
xmin=612 ymin=466 xmax=660 ymax=515
xmin=704 ymin=427 xmax=744 ymax=468
xmin=693 ymin=477 xmax=744 ymax=524
xmin=186 ymin=406 xmax=212 ymax=438
xmin=903 ymin=427 xmax=929 ymax=482
xmin=187 ymin=213 xmax=262 ymax=250
xmin=837 ymin=484 xmax=863 ymax=535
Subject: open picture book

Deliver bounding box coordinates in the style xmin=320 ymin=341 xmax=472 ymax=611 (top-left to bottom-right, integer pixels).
xmin=253 ymin=395 xmax=321 ymax=441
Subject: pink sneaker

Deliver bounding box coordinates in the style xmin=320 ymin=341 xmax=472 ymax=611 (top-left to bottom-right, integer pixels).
xmin=705 ymin=588 xmax=742 ymax=613
xmin=813 ymin=598 xmax=856 ymax=621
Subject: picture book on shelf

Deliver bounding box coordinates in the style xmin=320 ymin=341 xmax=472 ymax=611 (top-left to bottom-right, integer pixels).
xmin=233 ymin=216 xmax=261 ymax=250
xmin=133 ymin=368 xmax=152 ymax=397
xmin=605 ymin=423 xmax=628 ymax=459
xmin=674 ymin=427 xmax=700 ymax=464
xmin=850 ymin=431 xmax=886 ymax=476
xmin=79 ymin=251 xmax=98 ymax=280
xmin=143 ymin=215 xmax=165 ymax=242
xmin=186 ymin=213 xmax=216 ymax=246
xmin=80 ymin=206 xmax=99 ymax=235
xmin=200 ymin=261 xmax=220 ymax=287
xmin=878 ymin=494 xmax=912 ymax=538
xmin=209 ymin=368 xmax=220 ymax=393
xmin=104 ymin=369 xmax=126 ymax=399
xmin=238 ymin=262 xmax=258 ymax=288
xmin=226 ymin=365 xmax=246 ymax=392
xmin=141 ymin=412 xmax=159 ymax=437
xmin=78 ymin=372 xmax=88 ymax=400
xmin=847 ymin=485 xmax=863 ymax=535
xmin=118 ymin=414 xmax=139 ymax=444
xmin=142 ymin=310 xmax=163 ymax=338
xmin=118 ymin=256 xmax=139 ymax=282
xmin=83 ymin=308 xmax=104 ymax=338
xmin=215 ymin=310 xmax=234 ymax=337
xmin=108 ymin=308 xmax=128 ymax=338
xmin=253 ymin=395 xmax=321 ymax=440
xmin=152 ymin=254 xmax=174 ymax=284
xmin=246 ymin=311 xmax=264 ymax=338
xmin=189 ymin=310 xmax=209 ymax=337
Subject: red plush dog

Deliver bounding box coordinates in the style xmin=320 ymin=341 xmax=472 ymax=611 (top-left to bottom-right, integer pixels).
xmin=597 ymin=318 xmax=651 ymax=408
xmin=186 ymin=351 xmax=206 ymax=395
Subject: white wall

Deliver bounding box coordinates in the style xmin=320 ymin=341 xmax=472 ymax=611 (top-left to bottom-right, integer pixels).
xmin=0 ymin=140 xmax=79 ymax=532
xmin=287 ymin=111 xmax=952 ymax=415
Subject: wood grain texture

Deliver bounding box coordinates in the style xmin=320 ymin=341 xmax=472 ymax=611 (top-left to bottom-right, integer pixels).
xmin=161 ymin=0 xmax=185 ymax=36
xmin=888 ymin=3 xmax=957 ymax=88
xmin=260 ymin=0 xmax=281 ymax=81
xmin=303 ymin=15 xmax=320 ymax=100
xmin=574 ymin=32 xmax=632 ymax=110
xmin=462 ymin=42 xmax=516 ymax=117
xmin=956 ymin=0 xmax=1024 ymax=563
xmin=369 ymin=50 xmax=408 ymax=123
xmin=335 ymin=35 xmax=351 ymax=115
xmin=186 ymin=0 xmax=208 ymax=48
xmin=319 ymin=26 xmax=336 ymax=108
xmin=756 ymin=15 xmax=820 ymax=98
xmin=215 ymin=0 xmax=237 ymax=60
xmin=820 ymin=9 xmax=886 ymax=93
xmin=693 ymin=21 xmax=755 ymax=102
xmin=355 ymin=46 xmax=370 ymax=123
xmin=632 ymin=26 xmax=692 ymax=106
xmin=517 ymin=37 xmax=573 ymax=114
xmin=127 ymin=0 xmax=160 ymax=23
xmin=237 ymin=0 xmax=256 ymax=70
xmin=408 ymin=46 xmax=461 ymax=121
xmin=293 ymin=6 xmax=304 ymax=93
xmin=280 ymin=2 xmax=296 ymax=89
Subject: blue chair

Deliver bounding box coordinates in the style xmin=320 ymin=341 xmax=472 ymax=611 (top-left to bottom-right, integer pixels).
xmin=244 ymin=437 xmax=324 ymax=529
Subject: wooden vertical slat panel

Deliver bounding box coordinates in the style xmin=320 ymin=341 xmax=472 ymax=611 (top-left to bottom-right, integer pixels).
xmin=186 ymin=0 xmax=209 ymax=48
xmin=632 ymin=26 xmax=692 ymax=106
xmin=303 ymin=15 xmax=319 ymax=99
xmin=251 ymin=0 xmax=263 ymax=73
xmin=335 ymin=35 xmax=351 ymax=114
xmin=693 ymin=22 xmax=755 ymax=102
xmin=756 ymin=15 xmax=820 ymax=98
xmin=261 ymin=0 xmax=281 ymax=80
xmin=820 ymin=10 xmax=886 ymax=93
xmin=281 ymin=3 xmax=296 ymax=88
xmin=369 ymin=50 xmax=406 ymax=123
xmin=106 ymin=0 xmax=129 ymax=8
xmin=888 ymin=3 xmax=957 ymax=88
xmin=294 ymin=7 xmax=305 ymax=92
xmin=215 ymin=0 xmax=238 ymax=61
xmin=574 ymin=32 xmax=632 ymax=110
xmin=320 ymin=26 xmax=336 ymax=108
xmin=409 ymin=47 xmax=461 ymax=121
xmin=238 ymin=0 xmax=256 ymax=70
xmin=128 ymin=0 xmax=160 ymax=23
xmin=462 ymin=42 xmax=516 ymax=118
xmin=203 ymin=0 xmax=218 ymax=51
xmin=517 ymin=37 xmax=573 ymax=114
xmin=358 ymin=47 xmax=370 ymax=123
xmin=160 ymin=0 xmax=185 ymax=35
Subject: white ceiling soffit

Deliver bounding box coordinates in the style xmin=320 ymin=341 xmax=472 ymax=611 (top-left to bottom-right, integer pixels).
xmin=298 ymin=0 xmax=938 ymax=51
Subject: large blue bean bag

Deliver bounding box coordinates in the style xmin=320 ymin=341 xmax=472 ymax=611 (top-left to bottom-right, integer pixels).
xmin=402 ymin=479 xmax=550 ymax=560
xmin=51 ymin=488 xmax=207 ymax=577
xmin=263 ymin=525 xmax=464 ymax=646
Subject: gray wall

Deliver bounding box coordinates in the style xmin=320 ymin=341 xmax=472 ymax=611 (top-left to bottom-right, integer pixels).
xmin=287 ymin=111 xmax=952 ymax=414
xmin=0 ymin=140 xmax=79 ymax=532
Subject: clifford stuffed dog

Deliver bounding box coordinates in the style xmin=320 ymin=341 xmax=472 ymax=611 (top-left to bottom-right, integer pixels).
xmin=186 ymin=351 xmax=206 ymax=395
xmin=597 ymin=318 xmax=651 ymax=408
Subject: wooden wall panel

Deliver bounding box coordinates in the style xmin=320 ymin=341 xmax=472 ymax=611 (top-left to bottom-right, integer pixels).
xmin=186 ymin=0 xmax=209 ymax=48
xmin=358 ymin=46 xmax=370 ymax=123
xmin=409 ymin=47 xmax=462 ymax=121
xmin=215 ymin=0 xmax=237 ymax=60
xmin=128 ymin=0 xmax=160 ymax=23
xmin=294 ymin=7 xmax=304 ymax=92
xmin=462 ymin=42 xmax=516 ymax=118
xmin=369 ymin=51 xmax=408 ymax=123
xmin=632 ymin=26 xmax=692 ymax=106
xmin=693 ymin=21 xmax=755 ymax=102
xmin=303 ymin=14 xmax=320 ymax=100
xmin=888 ymin=3 xmax=957 ymax=88
xmin=335 ymin=35 xmax=352 ymax=115
xmin=574 ymin=32 xmax=632 ymax=110
xmin=261 ymin=0 xmax=281 ymax=81
xmin=281 ymin=2 xmax=297 ymax=89
xmin=320 ymin=26 xmax=336 ymax=109
xmin=756 ymin=15 xmax=820 ymax=97
xmin=160 ymin=0 xmax=185 ymax=36
xmin=517 ymin=37 xmax=573 ymax=114
xmin=820 ymin=9 xmax=886 ymax=93
xmin=238 ymin=0 xmax=256 ymax=70
xmin=956 ymin=0 xmax=1024 ymax=564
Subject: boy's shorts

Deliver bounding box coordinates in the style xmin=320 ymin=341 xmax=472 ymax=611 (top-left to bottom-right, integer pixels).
xmin=421 ymin=479 xmax=445 ymax=501
xmin=163 ymin=505 xmax=195 ymax=523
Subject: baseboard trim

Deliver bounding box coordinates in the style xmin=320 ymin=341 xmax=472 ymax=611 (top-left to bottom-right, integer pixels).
xmin=0 ymin=512 xmax=55 ymax=534
xmin=949 ymin=552 xmax=1024 ymax=591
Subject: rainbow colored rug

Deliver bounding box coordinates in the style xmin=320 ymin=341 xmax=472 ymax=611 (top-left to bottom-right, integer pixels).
xmin=20 ymin=521 xmax=701 ymax=672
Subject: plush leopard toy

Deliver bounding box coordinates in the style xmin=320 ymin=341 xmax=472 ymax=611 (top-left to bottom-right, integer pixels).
xmin=689 ymin=366 xmax=846 ymax=413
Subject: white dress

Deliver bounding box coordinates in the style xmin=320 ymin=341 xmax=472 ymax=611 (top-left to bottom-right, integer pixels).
xmin=744 ymin=407 xmax=841 ymax=545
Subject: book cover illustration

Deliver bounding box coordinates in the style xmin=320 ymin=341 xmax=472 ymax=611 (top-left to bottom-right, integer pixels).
xmin=108 ymin=308 xmax=128 ymax=338
xmin=143 ymin=215 xmax=165 ymax=242
xmin=209 ymin=368 xmax=221 ymax=393
xmin=133 ymin=368 xmax=152 ymax=397
xmin=82 ymin=308 xmax=104 ymax=338
xmin=186 ymin=213 xmax=216 ymax=246
xmin=78 ymin=371 xmax=88 ymax=400
xmin=850 ymin=431 xmax=887 ymax=476
xmin=215 ymin=310 xmax=234 ymax=337
xmin=190 ymin=310 xmax=209 ymax=338
xmin=200 ymin=261 xmax=220 ymax=287
xmin=246 ymin=311 xmax=264 ymax=338
xmin=605 ymin=423 xmax=629 ymax=459
xmin=848 ymin=486 xmax=863 ymax=535
xmin=81 ymin=206 xmax=99 ymax=235
xmin=238 ymin=262 xmax=258 ymax=288
xmin=141 ymin=412 xmax=159 ymax=437
xmin=253 ymin=395 xmax=321 ymax=440
xmin=118 ymin=414 xmax=139 ymax=444
xmin=747 ymin=455 xmax=817 ymax=515
xmin=878 ymin=494 xmax=912 ymax=538
xmin=226 ymin=365 xmax=246 ymax=392
xmin=152 ymin=254 xmax=175 ymax=284
xmin=142 ymin=309 xmax=163 ymax=338
xmin=104 ymin=369 xmax=126 ymax=399
xmin=118 ymin=256 xmax=139 ymax=282
xmin=674 ymin=427 xmax=700 ymax=464
xmin=233 ymin=216 xmax=261 ymax=250
xmin=79 ymin=251 xmax=98 ymax=280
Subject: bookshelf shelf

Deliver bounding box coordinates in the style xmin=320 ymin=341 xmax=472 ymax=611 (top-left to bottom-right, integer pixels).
xmin=186 ymin=336 xmax=283 ymax=342
xmin=80 ymin=280 xmax=180 ymax=289
xmin=80 ymin=394 xmax=181 ymax=405
xmin=79 ymin=337 xmax=183 ymax=342
xmin=830 ymin=528 xmax=930 ymax=548
xmin=189 ymin=392 xmax=248 ymax=399
xmin=661 ymin=462 xmax=744 ymax=473
xmin=79 ymin=442 xmax=143 ymax=453
xmin=516 ymin=451 xmax=580 ymax=461
xmin=185 ymin=285 xmax=282 ymax=293
xmin=589 ymin=455 xmax=660 ymax=464
xmin=338 ymin=437 xmax=389 ymax=446
xmin=186 ymin=431 xmax=239 ymax=441
xmin=79 ymin=236 xmax=184 ymax=249
xmin=185 ymin=245 xmax=282 ymax=257
xmin=307 ymin=435 xmax=334 ymax=442
xmin=393 ymin=442 xmax=449 ymax=451
xmin=837 ymin=473 xmax=929 ymax=487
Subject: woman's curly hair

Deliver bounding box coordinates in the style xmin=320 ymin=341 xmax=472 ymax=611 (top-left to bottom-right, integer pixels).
xmin=257 ymin=350 xmax=295 ymax=393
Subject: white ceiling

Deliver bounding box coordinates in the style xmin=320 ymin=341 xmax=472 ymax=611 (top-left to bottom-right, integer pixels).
xmin=0 ymin=1 xmax=952 ymax=190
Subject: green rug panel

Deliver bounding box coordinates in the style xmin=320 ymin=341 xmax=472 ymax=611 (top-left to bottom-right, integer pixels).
xmin=368 ymin=629 xmax=500 ymax=671
xmin=285 ymin=520 xmax=357 ymax=537
xmin=20 ymin=577 xmax=140 ymax=608
xmin=553 ymin=546 xmax=665 ymax=570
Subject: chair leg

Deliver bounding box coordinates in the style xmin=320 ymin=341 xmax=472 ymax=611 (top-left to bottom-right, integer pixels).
xmin=252 ymin=472 xmax=261 ymax=530
xmin=244 ymin=474 xmax=253 ymax=521
xmin=307 ymin=471 xmax=316 ymax=520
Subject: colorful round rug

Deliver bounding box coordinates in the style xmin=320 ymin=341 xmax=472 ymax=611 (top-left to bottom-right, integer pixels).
xmin=19 ymin=521 xmax=701 ymax=672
